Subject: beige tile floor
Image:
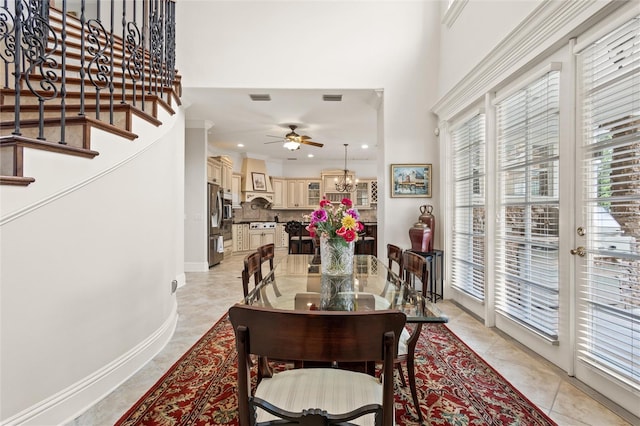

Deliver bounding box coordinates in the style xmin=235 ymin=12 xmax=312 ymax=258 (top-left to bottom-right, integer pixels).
xmin=70 ymin=249 xmax=637 ymax=426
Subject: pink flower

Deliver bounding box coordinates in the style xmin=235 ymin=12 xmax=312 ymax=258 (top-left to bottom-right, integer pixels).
xmin=341 ymin=198 xmax=353 ymax=208
xmin=306 ymin=224 xmax=317 ymax=238
xmin=342 ymin=229 xmax=357 ymax=242
xmin=346 ymin=208 xmax=359 ymax=220
xmin=311 ymin=209 xmax=328 ymax=223
xmin=320 ymin=199 xmax=332 ymax=208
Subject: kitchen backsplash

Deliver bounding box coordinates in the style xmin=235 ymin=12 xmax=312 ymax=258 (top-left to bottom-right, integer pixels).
xmin=233 ymin=202 xmax=377 ymax=224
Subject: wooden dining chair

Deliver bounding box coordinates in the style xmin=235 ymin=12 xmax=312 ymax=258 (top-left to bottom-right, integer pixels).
xmin=257 ymin=243 xmax=275 ymax=279
xmin=229 ymin=304 xmax=406 ymax=426
xmin=395 ymin=250 xmax=430 ymax=423
xmin=386 ymin=244 xmax=403 ymax=278
xmin=241 ymin=251 xmax=262 ymax=299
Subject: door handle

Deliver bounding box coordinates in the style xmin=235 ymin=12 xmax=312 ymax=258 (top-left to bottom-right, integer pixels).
xmin=570 ymin=246 xmax=586 ymax=257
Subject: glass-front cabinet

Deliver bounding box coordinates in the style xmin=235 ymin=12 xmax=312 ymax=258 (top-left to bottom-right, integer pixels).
xmin=307 ymin=181 xmax=321 ymax=206
xmin=286 ymin=179 xmax=321 ymax=209
xmin=355 ymin=181 xmax=371 ymax=209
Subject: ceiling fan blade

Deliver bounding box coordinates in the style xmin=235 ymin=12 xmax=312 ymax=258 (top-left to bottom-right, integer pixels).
xmin=300 ymin=135 xmax=312 ymax=140
xmin=300 ymin=140 xmax=324 ymax=148
xmin=264 ymin=140 xmax=285 ymax=144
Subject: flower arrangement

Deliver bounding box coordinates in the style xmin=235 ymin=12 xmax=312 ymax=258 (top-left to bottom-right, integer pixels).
xmin=305 ymin=197 xmax=364 ymax=244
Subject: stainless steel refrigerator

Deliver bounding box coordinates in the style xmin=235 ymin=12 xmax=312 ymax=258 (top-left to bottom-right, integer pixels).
xmin=208 ymin=182 xmax=224 ymax=267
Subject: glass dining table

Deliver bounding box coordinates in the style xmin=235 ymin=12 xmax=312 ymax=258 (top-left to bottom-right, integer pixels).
xmin=242 ymin=253 xmax=447 ymax=421
xmin=244 ymin=254 xmax=448 ymax=325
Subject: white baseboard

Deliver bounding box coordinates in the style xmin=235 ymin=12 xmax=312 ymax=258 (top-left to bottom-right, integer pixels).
xmin=1 ymin=302 xmax=178 ymax=426
xmin=184 ymin=261 xmax=209 ymax=272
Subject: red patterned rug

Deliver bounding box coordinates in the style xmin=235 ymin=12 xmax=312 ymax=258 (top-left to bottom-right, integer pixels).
xmin=116 ymin=314 xmax=556 ymax=426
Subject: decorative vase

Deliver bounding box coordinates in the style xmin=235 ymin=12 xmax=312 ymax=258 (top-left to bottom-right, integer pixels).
xmin=418 ymin=205 xmax=435 ymax=251
xmin=320 ymin=274 xmax=355 ymax=311
xmin=320 ymin=235 xmax=355 ymax=276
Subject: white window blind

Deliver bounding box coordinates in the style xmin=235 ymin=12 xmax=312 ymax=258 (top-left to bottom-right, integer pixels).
xmin=451 ymin=114 xmax=486 ymax=300
xmin=578 ymin=15 xmax=640 ymax=388
xmin=495 ymin=71 xmax=560 ymax=340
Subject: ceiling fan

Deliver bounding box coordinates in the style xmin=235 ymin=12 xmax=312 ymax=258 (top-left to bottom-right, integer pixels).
xmin=265 ymin=125 xmax=324 ymax=151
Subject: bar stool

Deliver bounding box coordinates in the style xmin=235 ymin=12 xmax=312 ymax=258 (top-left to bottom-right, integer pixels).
xmin=284 ymin=221 xmax=314 ymax=254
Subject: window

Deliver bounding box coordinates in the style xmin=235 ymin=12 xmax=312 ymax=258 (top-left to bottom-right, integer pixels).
xmin=495 ymin=71 xmax=560 ymax=340
xmin=577 ymin=15 xmax=640 ymax=388
xmin=451 ymin=114 xmax=486 ymax=299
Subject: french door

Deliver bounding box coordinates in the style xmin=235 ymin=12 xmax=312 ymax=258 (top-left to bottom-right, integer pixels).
xmin=573 ymin=15 xmax=639 ymax=412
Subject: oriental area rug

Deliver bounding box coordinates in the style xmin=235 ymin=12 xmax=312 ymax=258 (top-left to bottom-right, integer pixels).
xmin=116 ymin=314 xmax=557 ymax=426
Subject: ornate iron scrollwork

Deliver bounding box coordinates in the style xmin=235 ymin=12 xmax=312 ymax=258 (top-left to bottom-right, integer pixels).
xmin=124 ymin=20 xmax=143 ymax=105
xmin=0 ymin=3 xmax=17 ymax=73
xmin=86 ymin=18 xmax=110 ymax=93
xmin=22 ymin=1 xmax=58 ymax=100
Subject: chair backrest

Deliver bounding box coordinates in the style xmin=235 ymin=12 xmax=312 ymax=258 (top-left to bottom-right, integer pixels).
xmin=229 ymin=305 xmax=406 ymax=426
xmin=257 ymin=243 xmax=275 ymax=276
xmin=241 ymin=251 xmax=262 ymax=298
xmin=284 ymin=220 xmax=303 ymax=236
xmin=402 ymin=251 xmax=429 ymax=298
xmin=386 ymin=244 xmax=403 ymax=277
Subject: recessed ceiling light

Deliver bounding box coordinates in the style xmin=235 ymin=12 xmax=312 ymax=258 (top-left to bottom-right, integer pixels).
xmin=361 ymin=144 xmax=369 ymax=149
xmin=307 ymin=154 xmax=314 ymax=158
xmin=237 ymin=143 xmax=244 ymax=147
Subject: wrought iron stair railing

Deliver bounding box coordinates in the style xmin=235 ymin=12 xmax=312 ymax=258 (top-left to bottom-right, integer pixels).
xmin=0 ymin=0 xmax=180 ymax=186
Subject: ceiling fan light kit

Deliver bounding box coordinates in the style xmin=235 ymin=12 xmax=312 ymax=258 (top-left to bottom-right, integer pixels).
xmin=335 ymin=144 xmax=356 ymax=193
xmin=283 ymin=140 xmax=301 ymax=151
xmin=265 ymin=124 xmax=324 ymax=151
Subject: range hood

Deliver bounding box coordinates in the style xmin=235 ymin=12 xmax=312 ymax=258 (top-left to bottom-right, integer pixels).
xmin=241 ymin=158 xmax=274 ymax=204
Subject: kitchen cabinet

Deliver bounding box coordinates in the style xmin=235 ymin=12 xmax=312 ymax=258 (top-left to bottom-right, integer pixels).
xmin=271 ymin=177 xmax=286 ymax=209
xmin=231 ymin=173 xmax=242 ymax=208
xmin=275 ymin=223 xmax=288 ymax=249
xmin=207 ymin=157 xmax=222 ymax=185
xmin=212 ymin=155 xmax=233 ymax=194
xmin=286 ymin=179 xmax=320 ymax=209
xmin=249 ymin=228 xmax=275 ymax=250
xmin=321 ymin=171 xmax=355 ymax=204
xmin=354 ymin=179 xmax=376 ymax=209
xmin=232 ymin=224 xmax=249 ymax=252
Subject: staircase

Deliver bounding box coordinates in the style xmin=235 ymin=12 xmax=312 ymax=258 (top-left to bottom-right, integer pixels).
xmin=0 ymin=0 xmax=181 ymax=186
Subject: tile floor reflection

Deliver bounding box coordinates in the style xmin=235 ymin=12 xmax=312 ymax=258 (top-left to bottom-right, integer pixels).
xmin=70 ymin=250 xmax=637 ymax=426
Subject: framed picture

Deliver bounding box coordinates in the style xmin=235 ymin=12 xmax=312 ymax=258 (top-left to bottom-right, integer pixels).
xmin=252 ymin=172 xmax=267 ymax=191
xmin=390 ymin=164 xmax=432 ymax=198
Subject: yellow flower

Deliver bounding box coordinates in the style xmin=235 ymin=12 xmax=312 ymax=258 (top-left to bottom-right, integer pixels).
xmin=341 ymin=215 xmax=357 ymax=230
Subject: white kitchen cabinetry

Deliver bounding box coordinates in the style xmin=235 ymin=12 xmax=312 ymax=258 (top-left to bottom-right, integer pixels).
xmin=321 ymin=171 xmax=355 ymax=204
xmin=275 ymin=223 xmax=288 ymax=249
xmin=231 ymin=173 xmax=242 ymax=208
xmin=249 ymin=228 xmax=275 ymax=250
xmin=354 ymin=179 xmax=376 ymax=209
xmin=271 ymin=177 xmax=286 ymax=209
xmin=232 ymin=224 xmax=249 ymax=252
xmin=207 ymin=157 xmax=222 ymax=185
xmin=211 ymin=155 xmax=233 ymax=194
xmin=286 ymin=179 xmax=321 ymax=209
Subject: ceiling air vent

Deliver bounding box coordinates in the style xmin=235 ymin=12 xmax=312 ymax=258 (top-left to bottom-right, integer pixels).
xmin=249 ymin=94 xmax=271 ymax=101
xmin=322 ymin=94 xmax=342 ymax=102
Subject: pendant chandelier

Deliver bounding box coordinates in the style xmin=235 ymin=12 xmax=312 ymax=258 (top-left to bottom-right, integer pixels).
xmin=335 ymin=144 xmax=356 ymax=193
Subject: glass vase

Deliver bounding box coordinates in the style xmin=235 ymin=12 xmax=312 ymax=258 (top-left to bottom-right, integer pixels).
xmin=320 ymin=235 xmax=355 ymax=275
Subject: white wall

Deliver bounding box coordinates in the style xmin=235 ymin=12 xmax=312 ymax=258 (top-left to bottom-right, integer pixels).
xmin=0 ymin=111 xmax=185 ymax=424
xmin=177 ymin=0 xmax=442 ymax=251
xmin=437 ymin=0 xmax=540 ymax=98
xmin=184 ymin=125 xmax=210 ymax=271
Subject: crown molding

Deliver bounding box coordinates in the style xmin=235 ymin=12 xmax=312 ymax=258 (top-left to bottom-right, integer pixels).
xmin=432 ymin=0 xmax=626 ymax=122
